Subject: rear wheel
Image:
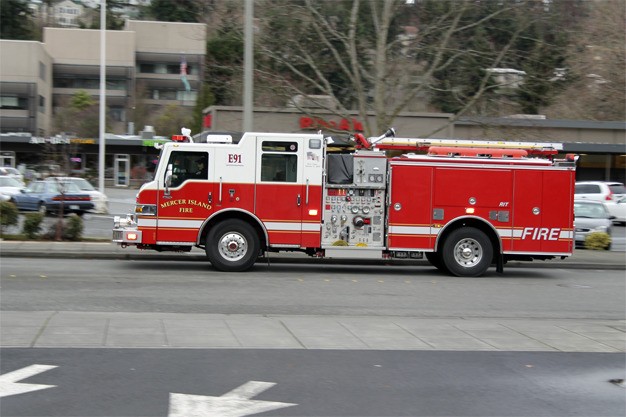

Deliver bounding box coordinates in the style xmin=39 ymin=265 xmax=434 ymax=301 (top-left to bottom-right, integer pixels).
xmin=441 ymin=227 xmax=493 ymax=277
xmin=206 ymin=219 xmax=260 ymax=272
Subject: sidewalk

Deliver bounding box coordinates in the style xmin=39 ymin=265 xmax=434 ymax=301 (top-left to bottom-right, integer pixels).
xmin=0 ymin=240 xmax=624 ymax=270
xmin=1 ymin=311 xmax=624 ymax=352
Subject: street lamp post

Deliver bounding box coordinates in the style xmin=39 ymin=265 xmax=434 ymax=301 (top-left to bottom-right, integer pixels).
xmin=99 ymin=0 xmax=106 ymax=193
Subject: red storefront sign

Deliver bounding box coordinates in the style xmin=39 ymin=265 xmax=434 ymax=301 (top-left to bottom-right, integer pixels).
xmin=299 ymin=116 xmax=364 ymax=132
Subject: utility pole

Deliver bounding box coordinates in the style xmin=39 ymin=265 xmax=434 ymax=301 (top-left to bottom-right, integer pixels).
xmin=243 ymin=0 xmax=253 ymax=132
xmin=98 ymin=0 xmax=106 ymax=194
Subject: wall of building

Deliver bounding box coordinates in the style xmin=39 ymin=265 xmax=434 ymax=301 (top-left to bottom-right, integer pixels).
xmin=43 ymin=28 xmax=135 ymax=67
xmin=0 ymin=40 xmax=53 ymax=135
xmin=125 ymin=20 xmax=206 ymax=55
xmin=204 ymin=106 xmax=455 ymax=138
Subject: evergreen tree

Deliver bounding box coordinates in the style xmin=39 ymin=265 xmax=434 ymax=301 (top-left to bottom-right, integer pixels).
xmin=192 ymin=82 xmax=215 ymax=134
xmin=1 ymin=0 xmax=35 ymax=40
xmin=149 ymin=0 xmax=202 ymax=23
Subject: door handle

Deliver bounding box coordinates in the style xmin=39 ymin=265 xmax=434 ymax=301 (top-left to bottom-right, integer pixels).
xmin=305 ymin=179 xmax=309 ymax=205
xmin=297 ymin=194 xmax=301 ymax=206
xmin=208 ymin=192 xmax=212 ymax=204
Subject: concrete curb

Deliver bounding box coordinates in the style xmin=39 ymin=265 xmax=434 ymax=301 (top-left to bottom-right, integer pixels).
xmin=1 ymin=241 xmax=624 ymax=270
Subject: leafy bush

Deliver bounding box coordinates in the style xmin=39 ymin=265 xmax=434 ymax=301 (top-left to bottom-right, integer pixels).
xmin=0 ymin=201 xmax=19 ymax=233
xmin=43 ymin=214 xmax=84 ymax=241
xmin=22 ymin=212 xmax=44 ymax=239
xmin=584 ymin=232 xmax=611 ymax=250
xmin=64 ymin=214 xmax=84 ymax=241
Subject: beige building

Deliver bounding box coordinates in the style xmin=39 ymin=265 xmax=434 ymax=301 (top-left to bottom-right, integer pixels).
xmin=0 ymin=20 xmax=206 ymax=137
xmin=0 ymin=40 xmax=53 ymax=136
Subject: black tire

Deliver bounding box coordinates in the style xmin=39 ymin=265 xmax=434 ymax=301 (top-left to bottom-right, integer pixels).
xmin=205 ymin=219 xmax=260 ymax=272
xmin=441 ymin=227 xmax=493 ymax=277
xmin=425 ymin=251 xmax=448 ymax=273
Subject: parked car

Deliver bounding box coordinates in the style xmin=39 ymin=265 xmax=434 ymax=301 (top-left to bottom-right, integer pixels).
xmin=573 ymin=200 xmax=613 ymax=249
xmin=26 ymin=163 xmax=66 ymax=180
xmin=45 ymin=177 xmax=109 ymax=214
xmin=0 ymin=167 xmax=25 ymax=186
xmin=11 ymin=180 xmax=94 ymax=216
xmin=605 ymin=196 xmax=626 ymax=225
xmin=0 ymin=176 xmax=25 ymax=202
xmin=575 ymin=181 xmax=626 ymax=202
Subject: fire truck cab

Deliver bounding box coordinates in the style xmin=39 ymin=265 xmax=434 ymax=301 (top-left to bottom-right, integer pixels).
xmin=113 ymin=129 xmax=576 ymax=277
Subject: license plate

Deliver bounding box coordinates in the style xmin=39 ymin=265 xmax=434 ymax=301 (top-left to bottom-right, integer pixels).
xmin=70 ymin=205 xmax=79 ymax=210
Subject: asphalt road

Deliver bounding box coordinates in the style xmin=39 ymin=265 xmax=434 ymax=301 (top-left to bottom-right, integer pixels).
xmin=2 ymin=349 xmax=623 ymax=417
xmin=2 ymin=258 xmax=625 ymax=318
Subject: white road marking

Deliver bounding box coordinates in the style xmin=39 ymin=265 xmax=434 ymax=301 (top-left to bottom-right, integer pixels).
xmin=0 ymin=364 xmax=57 ymax=398
xmin=168 ymin=380 xmax=297 ymax=417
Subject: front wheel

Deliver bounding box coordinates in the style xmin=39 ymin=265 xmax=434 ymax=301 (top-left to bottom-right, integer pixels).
xmin=425 ymin=251 xmax=448 ymax=273
xmin=38 ymin=202 xmax=47 ymax=215
xmin=441 ymin=227 xmax=493 ymax=277
xmin=205 ymin=219 xmax=260 ymax=272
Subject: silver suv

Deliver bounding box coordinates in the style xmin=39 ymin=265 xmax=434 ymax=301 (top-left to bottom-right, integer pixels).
xmin=575 ymin=181 xmax=625 ymax=202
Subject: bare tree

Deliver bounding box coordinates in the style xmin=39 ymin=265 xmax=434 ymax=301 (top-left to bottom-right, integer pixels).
xmin=543 ymin=0 xmax=625 ymax=120
xmin=255 ymin=0 xmax=537 ymax=136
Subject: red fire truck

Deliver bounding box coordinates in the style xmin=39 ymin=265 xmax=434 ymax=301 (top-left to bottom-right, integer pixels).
xmin=113 ymin=128 xmax=576 ymax=277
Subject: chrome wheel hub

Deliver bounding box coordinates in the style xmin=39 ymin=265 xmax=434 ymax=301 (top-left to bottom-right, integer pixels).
xmin=218 ymin=232 xmax=247 ymax=262
xmin=453 ymin=238 xmax=482 ymax=268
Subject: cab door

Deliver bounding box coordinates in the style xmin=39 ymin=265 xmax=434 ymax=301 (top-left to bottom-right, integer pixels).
xmin=155 ymin=149 xmax=213 ymax=244
xmin=254 ymin=137 xmax=322 ymax=248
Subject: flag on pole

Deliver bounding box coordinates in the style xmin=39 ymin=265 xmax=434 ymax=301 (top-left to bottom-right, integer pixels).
xmin=180 ymin=56 xmax=191 ymax=92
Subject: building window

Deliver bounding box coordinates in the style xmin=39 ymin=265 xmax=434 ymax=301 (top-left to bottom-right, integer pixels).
xmin=39 ymin=95 xmax=45 ymax=113
xmin=109 ymin=106 xmax=126 ymax=122
xmin=0 ymin=96 xmax=28 ymax=110
xmin=139 ymin=63 xmax=155 ymax=73
xmin=39 ymin=62 xmax=46 ymax=81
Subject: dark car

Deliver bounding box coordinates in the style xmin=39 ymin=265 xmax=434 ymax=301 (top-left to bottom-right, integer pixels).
xmin=11 ymin=180 xmax=94 ymax=216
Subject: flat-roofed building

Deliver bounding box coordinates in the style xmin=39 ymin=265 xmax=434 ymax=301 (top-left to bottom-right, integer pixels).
xmin=0 ymin=20 xmax=206 ymax=138
xmin=0 ymin=40 xmax=53 ymax=136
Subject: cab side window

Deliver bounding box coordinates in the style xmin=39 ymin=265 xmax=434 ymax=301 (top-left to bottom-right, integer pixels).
xmin=260 ymin=141 xmax=298 ymax=183
xmin=167 ymin=151 xmax=208 ymax=187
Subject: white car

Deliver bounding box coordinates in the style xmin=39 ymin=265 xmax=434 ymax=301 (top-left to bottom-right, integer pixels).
xmin=573 ymin=200 xmax=613 ymax=249
xmin=575 ymin=181 xmax=625 ymax=202
xmin=45 ymin=177 xmax=109 ymax=214
xmin=605 ymin=197 xmax=626 ymax=225
xmin=0 ymin=167 xmax=25 ymax=186
xmin=0 ymin=176 xmax=25 ymax=202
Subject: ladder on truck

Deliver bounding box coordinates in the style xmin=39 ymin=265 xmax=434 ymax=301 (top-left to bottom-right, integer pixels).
xmin=354 ymin=129 xmax=564 ymax=157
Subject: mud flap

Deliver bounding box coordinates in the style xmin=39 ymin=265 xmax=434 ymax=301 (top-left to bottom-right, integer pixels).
xmin=496 ymin=253 xmax=504 ymax=274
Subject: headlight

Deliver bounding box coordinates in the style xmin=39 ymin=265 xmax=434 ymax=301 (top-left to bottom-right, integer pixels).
xmin=135 ymin=204 xmax=157 ymax=215
xmin=114 ymin=214 xmax=136 ymax=228
xmin=592 ymin=225 xmax=609 ymax=233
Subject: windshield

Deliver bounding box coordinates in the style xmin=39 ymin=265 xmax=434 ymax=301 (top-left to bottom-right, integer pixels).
xmin=72 ymin=178 xmax=95 ymax=191
xmin=574 ymin=202 xmax=608 ymax=219
xmin=0 ymin=177 xmax=22 ymax=187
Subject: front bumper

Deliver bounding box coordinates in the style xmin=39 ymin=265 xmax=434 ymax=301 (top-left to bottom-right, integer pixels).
xmin=112 ymin=214 xmax=142 ymax=244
